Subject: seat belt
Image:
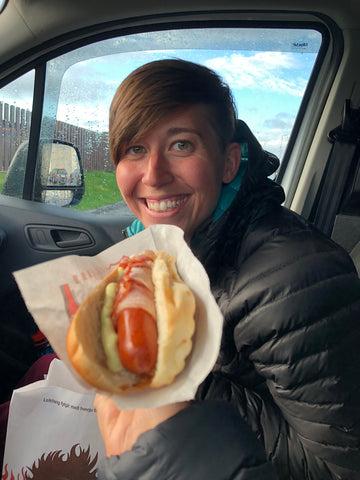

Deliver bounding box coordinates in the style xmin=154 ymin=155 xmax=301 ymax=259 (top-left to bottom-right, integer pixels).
xmin=312 ymin=99 xmax=360 ymax=238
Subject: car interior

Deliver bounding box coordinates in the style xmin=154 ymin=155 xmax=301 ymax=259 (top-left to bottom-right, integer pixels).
xmin=0 ymin=0 xmax=359 ymax=422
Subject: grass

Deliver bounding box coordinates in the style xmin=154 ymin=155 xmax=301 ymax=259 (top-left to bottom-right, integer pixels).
xmin=0 ymin=170 xmax=123 ymax=211
xmin=72 ymin=170 xmax=123 ymax=211
xmin=0 ymin=172 xmax=6 ymax=192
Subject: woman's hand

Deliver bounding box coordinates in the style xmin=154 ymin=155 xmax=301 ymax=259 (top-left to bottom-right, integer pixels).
xmin=94 ymin=394 xmax=189 ymax=457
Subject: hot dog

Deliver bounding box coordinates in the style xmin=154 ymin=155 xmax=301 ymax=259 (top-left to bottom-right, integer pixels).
xmin=66 ymin=250 xmax=196 ymax=393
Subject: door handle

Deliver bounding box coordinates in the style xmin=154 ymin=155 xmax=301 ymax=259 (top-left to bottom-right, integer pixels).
xmin=52 ymin=229 xmax=93 ymax=248
xmin=25 ymin=225 xmax=94 ymax=251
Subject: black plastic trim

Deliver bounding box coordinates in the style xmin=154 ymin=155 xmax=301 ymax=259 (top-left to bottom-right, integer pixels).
xmin=22 ymin=64 xmax=46 ymax=200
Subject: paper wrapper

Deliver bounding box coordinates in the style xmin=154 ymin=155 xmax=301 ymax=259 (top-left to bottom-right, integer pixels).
xmin=13 ymin=224 xmax=223 ymax=409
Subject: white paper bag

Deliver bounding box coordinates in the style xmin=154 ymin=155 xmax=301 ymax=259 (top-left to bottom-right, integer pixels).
xmin=2 ymin=359 xmax=105 ymax=480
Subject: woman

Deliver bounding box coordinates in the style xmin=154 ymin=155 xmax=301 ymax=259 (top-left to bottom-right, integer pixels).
xmin=95 ymin=59 xmax=360 ymax=479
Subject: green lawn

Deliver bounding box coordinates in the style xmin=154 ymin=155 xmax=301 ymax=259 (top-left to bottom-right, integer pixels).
xmin=0 ymin=172 xmax=6 ymax=192
xmin=0 ymin=170 xmax=123 ymax=211
xmin=72 ymin=170 xmax=123 ymax=211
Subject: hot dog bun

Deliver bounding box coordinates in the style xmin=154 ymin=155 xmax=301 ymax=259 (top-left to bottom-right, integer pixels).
xmin=66 ymin=250 xmax=196 ymax=393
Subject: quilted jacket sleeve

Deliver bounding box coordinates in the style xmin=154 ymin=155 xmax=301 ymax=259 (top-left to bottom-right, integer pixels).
xmin=204 ymin=212 xmax=360 ymax=480
xmin=96 ymin=400 xmax=277 ymax=480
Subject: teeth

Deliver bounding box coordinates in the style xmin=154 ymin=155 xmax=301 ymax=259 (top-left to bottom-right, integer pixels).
xmin=147 ymin=197 xmax=187 ymax=212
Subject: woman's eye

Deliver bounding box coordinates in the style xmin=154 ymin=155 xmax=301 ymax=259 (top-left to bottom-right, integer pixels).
xmin=173 ymin=141 xmax=192 ymax=151
xmin=127 ymin=145 xmax=146 ymax=155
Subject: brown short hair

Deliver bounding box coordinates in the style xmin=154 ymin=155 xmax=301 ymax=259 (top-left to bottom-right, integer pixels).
xmin=109 ymin=59 xmax=237 ymax=165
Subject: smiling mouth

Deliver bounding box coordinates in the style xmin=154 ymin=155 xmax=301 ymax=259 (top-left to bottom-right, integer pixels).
xmin=145 ymin=196 xmax=188 ymax=212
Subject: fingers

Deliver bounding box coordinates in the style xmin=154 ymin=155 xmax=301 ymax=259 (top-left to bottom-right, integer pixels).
xmin=94 ymin=393 xmax=118 ymax=418
xmin=94 ymin=395 xmax=191 ymax=457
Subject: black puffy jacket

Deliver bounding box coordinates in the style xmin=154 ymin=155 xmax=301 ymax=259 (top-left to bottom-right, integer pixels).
xmin=98 ymin=122 xmax=360 ymax=480
xmin=97 ymin=400 xmax=277 ymax=479
xmin=192 ymin=122 xmax=360 ymax=479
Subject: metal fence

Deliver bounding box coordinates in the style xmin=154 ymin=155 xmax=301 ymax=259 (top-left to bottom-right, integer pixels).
xmin=0 ymin=101 xmax=112 ymax=172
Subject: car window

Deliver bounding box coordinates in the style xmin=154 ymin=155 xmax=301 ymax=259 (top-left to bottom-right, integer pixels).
xmin=1 ymin=27 xmax=323 ymax=214
xmin=0 ymin=70 xmax=35 ymax=195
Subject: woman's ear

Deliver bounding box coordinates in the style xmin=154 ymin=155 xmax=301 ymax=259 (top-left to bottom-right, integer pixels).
xmin=222 ymin=142 xmax=242 ymax=184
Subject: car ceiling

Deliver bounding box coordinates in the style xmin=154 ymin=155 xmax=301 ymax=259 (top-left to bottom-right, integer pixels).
xmin=0 ymin=0 xmax=360 ymax=70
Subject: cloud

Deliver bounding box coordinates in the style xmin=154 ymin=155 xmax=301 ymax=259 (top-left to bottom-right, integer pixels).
xmin=60 ymin=74 xmax=117 ymax=105
xmin=57 ymin=102 xmax=110 ymax=132
xmin=1 ymin=70 xmax=34 ymax=110
xmin=254 ymin=113 xmax=295 ymax=159
xmin=206 ymin=52 xmax=308 ymax=97
xmin=264 ymin=112 xmax=295 ymax=129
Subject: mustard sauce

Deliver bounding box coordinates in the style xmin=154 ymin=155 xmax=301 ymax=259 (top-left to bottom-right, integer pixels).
xmin=101 ymin=267 xmax=124 ymax=372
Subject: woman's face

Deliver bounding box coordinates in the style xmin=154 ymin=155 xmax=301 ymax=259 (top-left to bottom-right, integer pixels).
xmin=115 ymin=105 xmax=240 ymax=243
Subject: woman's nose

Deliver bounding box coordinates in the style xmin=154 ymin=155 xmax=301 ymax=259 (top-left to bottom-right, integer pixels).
xmin=142 ymin=151 xmax=173 ymax=186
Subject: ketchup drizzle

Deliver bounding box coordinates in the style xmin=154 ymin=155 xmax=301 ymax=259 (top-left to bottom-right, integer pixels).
xmin=111 ymin=254 xmax=154 ymax=328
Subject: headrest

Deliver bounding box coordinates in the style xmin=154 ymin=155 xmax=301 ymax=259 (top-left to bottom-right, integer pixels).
xmin=233 ymin=119 xmax=280 ymax=178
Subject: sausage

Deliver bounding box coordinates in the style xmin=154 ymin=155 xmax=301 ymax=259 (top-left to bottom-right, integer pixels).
xmin=117 ymin=308 xmax=158 ymax=374
xmin=111 ymin=251 xmax=158 ymax=375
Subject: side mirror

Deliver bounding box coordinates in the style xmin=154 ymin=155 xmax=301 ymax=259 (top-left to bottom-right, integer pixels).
xmin=2 ymin=139 xmax=85 ymax=208
xmin=37 ymin=140 xmax=85 ymax=207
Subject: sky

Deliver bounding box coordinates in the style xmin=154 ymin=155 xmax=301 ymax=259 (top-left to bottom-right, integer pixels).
xmin=0 ymin=27 xmax=322 ymax=161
